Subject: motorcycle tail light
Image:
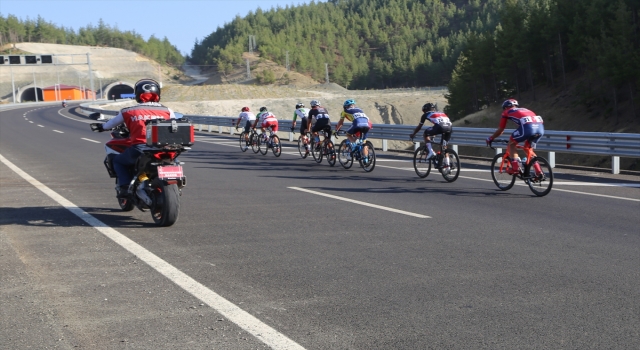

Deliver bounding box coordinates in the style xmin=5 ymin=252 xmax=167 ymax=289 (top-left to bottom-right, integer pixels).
xmin=152 ymin=152 xmax=177 ymax=160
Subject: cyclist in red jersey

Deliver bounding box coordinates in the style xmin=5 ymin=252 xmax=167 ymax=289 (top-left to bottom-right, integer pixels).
xmin=486 ymin=99 xmax=545 ymax=174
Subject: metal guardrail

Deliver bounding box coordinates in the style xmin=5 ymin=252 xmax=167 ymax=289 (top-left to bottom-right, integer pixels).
xmin=80 ymin=103 xmax=640 ymax=174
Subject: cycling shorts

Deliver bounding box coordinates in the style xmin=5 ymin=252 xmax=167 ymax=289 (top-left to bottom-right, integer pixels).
xmin=511 ymin=123 xmax=544 ymax=145
xmin=347 ymin=125 xmax=369 ymax=138
xmin=300 ymin=117 xmax=309 ymax=134
xmin=311 ymin=118 xmax=332 ymax=134
xmin=243 ymin=120 xmax=252 ymax=133
xmin=262 ymin=120 xmax=279 ymax=133
xmin=423 ymin=124 xmax=452 ymax=142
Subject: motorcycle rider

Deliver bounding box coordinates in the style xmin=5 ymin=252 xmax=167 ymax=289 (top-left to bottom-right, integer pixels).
xmin=95 ymin=78 xmax=177 ymax=198
xmin=62 ymin=99 xmax=67 ymax=107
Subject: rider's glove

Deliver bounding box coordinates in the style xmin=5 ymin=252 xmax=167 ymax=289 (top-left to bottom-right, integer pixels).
xmin=486 ymin=136 xmax=493 ymax=145
xmin=97 ymin=123 xmax=105 ymax=132
xmin=290 ymin=126 xmax=295 ymax=132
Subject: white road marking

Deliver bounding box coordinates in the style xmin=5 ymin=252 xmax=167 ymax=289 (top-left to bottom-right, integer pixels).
xmin=553 ymin=182 xmax=640 ymax=187
xmin=29 ymin=121 xmax=34 ymax=123
xmin=289 ymin=187 xmax=430 ymax=218
xmin=37 ymin=125 xmax=44 ymax=127
xmin=0 ymin=153 xmax=306 ymax=350
xmin=81 ymin=138 xmax=101 ymax=143
xmin=53 ymin=130 xmax=64 ymax=133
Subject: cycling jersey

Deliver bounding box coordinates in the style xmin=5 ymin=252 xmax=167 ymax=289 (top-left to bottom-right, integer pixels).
xmin=308 ymin=106 xmax=330 ymax=122
xmin=499 ymin=108 xmax=543 ymax=129
xmin=292 ymin=108 xmax=310 ymax=122
xmin=341 ymin=107 xmax=371 ymax=127
xmin=257 ymin=111 xmax=279 ymax=132
xmin=419 ymin=111 xmax=451 ymax=126
xmin=238 ymin=111 xmax=256 ymax=122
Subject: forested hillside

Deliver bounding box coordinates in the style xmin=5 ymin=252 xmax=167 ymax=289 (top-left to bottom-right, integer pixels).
xmin=191 ymin=0 xmax=639 ymax=123
xmin=0 ymin=15 xmax=184 ymax=66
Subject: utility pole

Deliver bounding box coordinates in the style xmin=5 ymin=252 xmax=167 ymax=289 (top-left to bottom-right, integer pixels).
xmin=325 ymin=63 xmax=329 ymax=84
xmin=286 ymin=51 xmax=290 ymax=71
xmin=33 ymin=70 xmax=38 ymax=102
xmin=10 ymin=66 xmax=16 ymax=103
xmin=87 ymin=53 xmax=95 ymax=100
xmin=246 ymin=59 xmax=251 ymax=80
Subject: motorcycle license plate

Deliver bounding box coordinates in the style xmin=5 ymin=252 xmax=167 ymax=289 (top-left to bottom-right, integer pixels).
xmin=157 ymin=165 xmax=183 ymax=179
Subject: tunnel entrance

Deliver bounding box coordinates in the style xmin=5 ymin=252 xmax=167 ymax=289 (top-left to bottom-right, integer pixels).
xmin=20 ymin=87 xmax=44 ymax=102
xmin=107 ymin=84 xmax=134 ymax=100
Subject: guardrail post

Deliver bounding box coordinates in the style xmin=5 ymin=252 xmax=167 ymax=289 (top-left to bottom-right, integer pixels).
xmin=198 ymin=124 xmax=202 ymax=131
xmin=548 ymin=151 xmax=555 ymax=168
xmin=208 ymin=125 xmax=212 ymax=132
xmin=496 ymin=148 xmax=502 ymax=155
xmin=612 ymin=156 xmax=620 ymax=174
xmin=451 ymin=144 xmax=458 ymax=153
xmin=414 ymin=142 xmax=420 ymax=150
xmin=382 ymin=139 xmax=388 ymax=152
xmin=229 ymin=126 xmax=234 ymax=136
xmin=289 ymin=132 xmax=294 ymax=142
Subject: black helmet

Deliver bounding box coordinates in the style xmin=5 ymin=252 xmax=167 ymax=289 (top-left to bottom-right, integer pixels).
xmin=295 ymin=103 xmax=305 ymax=109
xmin=422 ymin=103 xmax=436 ymax=112
xmin=259 ymin=106 xmax=268 ymax=112
xmin=502 ymin=99 xmax=519 ymax=109
xmin=134 ymin=78 xmax=161 ymax=103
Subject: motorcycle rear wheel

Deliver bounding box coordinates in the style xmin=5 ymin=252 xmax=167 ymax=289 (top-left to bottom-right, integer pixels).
xmin=150 ymin=183 xmax=180 ymax=226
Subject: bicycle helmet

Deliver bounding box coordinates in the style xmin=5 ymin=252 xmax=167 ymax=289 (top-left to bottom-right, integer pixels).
xmin=295 ymin=103 xmax=305 ymax=109
xmin=502 ymin=99 xmax=519 ymax=109
xmin=259 ymin=106 xmax=268 ymax=112
xmin=241 ymin=106 xmax=250 ymax=112
xmin=134 ymin=78 xmax=161 ymax=103
xmin=422 ymin=103 xmax=436 ymax=112
xmin=310 ymin=100 xmax=320 ymax=107
xmin=343 ymin=99 xmax=356 ymax=109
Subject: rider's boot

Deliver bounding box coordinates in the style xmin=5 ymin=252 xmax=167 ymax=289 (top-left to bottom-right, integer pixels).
xmin=116 ymin=186 xmax=130 ymax=199
xmin=507 ymin=160 xmax=520 ymax=175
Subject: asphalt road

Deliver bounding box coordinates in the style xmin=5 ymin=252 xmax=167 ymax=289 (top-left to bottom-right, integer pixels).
xmin=1 ymin=104 xmax=639 ymax=349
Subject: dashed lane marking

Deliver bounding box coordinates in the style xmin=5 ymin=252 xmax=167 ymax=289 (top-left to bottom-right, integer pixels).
xmin=289 ymin=187 xmax=430 ymax=218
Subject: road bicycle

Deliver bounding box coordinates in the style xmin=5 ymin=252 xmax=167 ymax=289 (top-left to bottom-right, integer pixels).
xmin=488 ymin=138 xmax=553 ymax=196
xmin=411 ymin=136 xmax=460 ymax=182
xmin=296 ymin=131 xmax=312 ymax=159
xmin=337 ymin=131 xmax=376 ymax=172
xmin=257 ymin=127 xmax=282 ymax=157
xmin=310 ymin=129 xmax=336 ymax=166
xmin=238 ymin=127 xmax=259 ymax=153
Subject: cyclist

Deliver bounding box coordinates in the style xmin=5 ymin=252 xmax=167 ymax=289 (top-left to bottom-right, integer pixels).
xmin=253 ymin=106 xmax=279 ymax=143
xmin=235 ymin=106 xmax=256 ymax=145
xmin=306 ymin=100 xmax=332 ymax=151
xmin=291 ymin=102 xmax=311 ymax=154
xmin=336 ymin=98 xmax=371 ymax=159
xmin=409 ymin=103 xmax=452 ymax=160
xmin=486 ymin=99 xmax=544 ymax=175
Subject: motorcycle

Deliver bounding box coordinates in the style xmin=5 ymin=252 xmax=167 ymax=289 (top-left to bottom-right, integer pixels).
xmin=90 ymin=118 xmax=193 ymax=226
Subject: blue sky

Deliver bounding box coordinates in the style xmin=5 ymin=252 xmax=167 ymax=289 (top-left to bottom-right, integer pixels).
xmin=1 ymin=0 xmax=326 ymax=55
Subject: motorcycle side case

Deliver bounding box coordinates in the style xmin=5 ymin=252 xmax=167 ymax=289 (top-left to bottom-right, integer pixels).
xmin=146 ymin=119 xmax=194 ymax=147
xmin=104 ymin=154 xmax=117 ymax=178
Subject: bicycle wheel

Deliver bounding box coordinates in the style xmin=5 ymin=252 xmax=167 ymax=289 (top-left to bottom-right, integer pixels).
xmin=272 ymin=135 xmax=282 ymax=157
xmin=413 ymin=147 xmax=431 ymax=178
xmin=325 ymin=140 xmax=336 ymax=167
xmin=441 ymin=149 xmax=460 ymax=182
xmin=297 ymin=135 xmax=308 ymax=159
xmin=311 ymin=139 xmax=323 ymax=163
xmin=338 ymin=139 xmax=354 ymax=169
xmin=239 ymin=132 xmax=248 ymax=152
xmin=258 ymin=135 xmax=268 ymax=155
xmin=360 ymin=141 xmax=376 ymax=172
xmin=250 ymin=133 xmax=260 ymax=153
xmin=526 ymin=156 xmax=553 ymax=196
xmin=491 ymin=153 xmax=516 ymax=190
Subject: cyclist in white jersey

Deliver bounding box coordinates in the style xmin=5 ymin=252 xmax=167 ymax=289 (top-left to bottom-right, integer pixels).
xmin=235 ymin=106 xmax=256 ymax=144
xmin=291 ymin=102 xmax=311 ymax=154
